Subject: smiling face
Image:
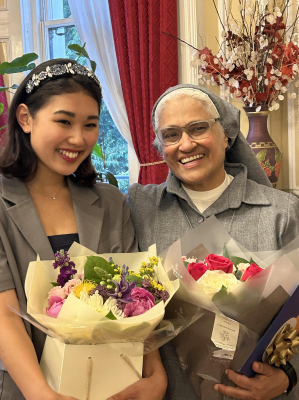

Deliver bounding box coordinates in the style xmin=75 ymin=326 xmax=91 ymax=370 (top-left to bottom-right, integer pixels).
xmin=18 ymin=91 xmax=99 ymax=180
xmin=159 ymin=95 xmax=228 ymax=191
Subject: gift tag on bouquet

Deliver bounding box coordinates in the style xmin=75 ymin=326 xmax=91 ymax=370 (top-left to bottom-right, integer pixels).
xmin=40 ymin=336 xmax=143 ymax=400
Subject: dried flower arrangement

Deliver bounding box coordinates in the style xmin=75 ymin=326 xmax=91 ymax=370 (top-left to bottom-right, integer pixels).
xmin=190 ymin=0 xmax=299 ymax=111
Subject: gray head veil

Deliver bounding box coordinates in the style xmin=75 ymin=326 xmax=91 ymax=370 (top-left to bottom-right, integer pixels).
xmin=152 ymin=84 xmax=272 ymax=187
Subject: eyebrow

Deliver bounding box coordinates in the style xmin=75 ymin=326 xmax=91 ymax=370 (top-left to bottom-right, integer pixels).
xmin=53 ymin=110 xmax=99 ymax=120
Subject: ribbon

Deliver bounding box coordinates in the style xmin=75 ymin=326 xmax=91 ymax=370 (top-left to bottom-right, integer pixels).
xmin=265 ymin=324 xmax=299 ymax=367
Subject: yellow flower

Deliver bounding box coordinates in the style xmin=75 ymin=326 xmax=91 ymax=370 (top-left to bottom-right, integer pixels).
xmin=151 ymin=279 xmax=165 ymax=291
xmin=149 ymin=256 xmax=159 ymax=265
xmin=113 ymin=274 xmax=121 ymax=282
xmin=72 ymin=280 xmax=97 ymax=299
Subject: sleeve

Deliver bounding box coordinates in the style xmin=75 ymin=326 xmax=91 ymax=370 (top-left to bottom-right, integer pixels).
xmin=280 ymin=194 xmax=299 ymax=249
xmin=0 ymin=234 xmax=15 ymax=293
xmin=121 ymin=191 xmax=138 ymax=253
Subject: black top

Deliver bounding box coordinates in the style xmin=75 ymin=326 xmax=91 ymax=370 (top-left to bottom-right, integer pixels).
xmin=48 ymin=233 xmax=79 ymax=253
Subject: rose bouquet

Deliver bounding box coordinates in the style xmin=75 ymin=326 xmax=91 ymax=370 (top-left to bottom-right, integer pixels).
xmin=19 ymin=243 xmax=180 ymax=400
xmin=161 ymin=216 xmax=299 ymax=399
xmin=185 ymin=248 xmax=263 ymax=299
xmin=190 ymin=0 xmax=299 ymax=110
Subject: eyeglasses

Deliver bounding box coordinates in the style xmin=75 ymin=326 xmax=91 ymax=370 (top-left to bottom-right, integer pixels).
xmin=155 ymin=118 xmax=220 ymax=146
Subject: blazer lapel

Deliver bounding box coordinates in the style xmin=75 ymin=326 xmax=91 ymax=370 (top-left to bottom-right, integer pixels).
xmin=2 ymin=178 xmax=54 ymax=260
xmin=68 ymin=178 xmax=104 ymax=253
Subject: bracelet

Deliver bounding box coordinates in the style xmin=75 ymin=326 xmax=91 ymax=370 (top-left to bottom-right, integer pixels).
xmin=279 ymin=362 xmax=297 ymax=394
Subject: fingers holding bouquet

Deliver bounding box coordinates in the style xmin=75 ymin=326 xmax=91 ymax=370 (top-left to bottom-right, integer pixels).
xmin=214 ymin=362 xmax=289 ymax=400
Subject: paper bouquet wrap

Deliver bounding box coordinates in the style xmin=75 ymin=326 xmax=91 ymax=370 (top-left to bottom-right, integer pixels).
xmin=161 ymin=216 xmax=299 ymax=399
xmin=21 ymin=243 xmax=180 ymax=400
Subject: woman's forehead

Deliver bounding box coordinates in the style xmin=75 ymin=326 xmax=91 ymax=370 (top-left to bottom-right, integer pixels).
xmin=159 ymin=96 xmax=212 ymax=125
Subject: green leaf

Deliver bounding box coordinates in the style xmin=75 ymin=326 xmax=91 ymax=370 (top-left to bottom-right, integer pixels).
xmin=256 ymin=149 xmax=267 ymax=163
xmin=103 ymin=170 xmax=119 ymax=188
xmin=0 ymin=103 xmax=4 ymax=116
xmin=212 ymin=285 xmax=228 ymax=302
xmin=92 ymin=143 xmax=104 ymax=160
xmin=231 ymin=256 xmax=250 ymax=267
xmin=90 ymin=60 xmax=97 ymax=73
xmin=105 ymin=310 xmax=117 ymax=320
xmin=0 ymin=54 xmax=38 ymax=75
xmin=125 ymin=274 xmax=143 ymax=286
xmin=0 ymin=124 xmax=7 ymax=131
xmin=51 ymin=282 xmax=59 ymax=287
xmin=84 ymin=256 xmax=115 ymax=284
xmin=183 ymin=261 xmax=189 ymax=268
xmin=223 ymin=244 xmax=230 ymax=260
xmin=235 ymin=270 xmax=243 ymax=280
xmin=68 ymin=44 xmax=90 ymax=59
xmin=0 ymin=83 xmax=19 ymax=92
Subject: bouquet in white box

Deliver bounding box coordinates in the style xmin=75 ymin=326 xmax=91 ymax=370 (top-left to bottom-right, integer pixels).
xmin=19 ymin=243 xmax=180 ymax=400
xmin=161 ymin=216 xmax=299 ymax=399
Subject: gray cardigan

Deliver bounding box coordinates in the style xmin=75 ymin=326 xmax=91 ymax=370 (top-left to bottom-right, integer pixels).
xmin=127 ymin=163 xmax=299 ymax=400
xmin=127 ymin=163 xmax=299 ymax=254
xmin=0 ymin=176 xmax=137 ymax=400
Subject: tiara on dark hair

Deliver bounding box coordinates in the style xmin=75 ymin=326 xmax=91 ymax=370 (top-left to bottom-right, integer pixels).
xmin=25 ymin=62 xmax=102 ymax=95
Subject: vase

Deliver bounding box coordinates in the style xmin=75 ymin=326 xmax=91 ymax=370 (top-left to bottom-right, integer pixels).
xmin=244 ymin=106 xmax=282 ymax=188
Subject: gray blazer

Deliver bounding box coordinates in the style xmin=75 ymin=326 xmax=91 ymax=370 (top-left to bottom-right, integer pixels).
xmin=127 ymin=163 xmax=299 ymax=400
xmin=0 ymin=176 xmax=137 ymax=400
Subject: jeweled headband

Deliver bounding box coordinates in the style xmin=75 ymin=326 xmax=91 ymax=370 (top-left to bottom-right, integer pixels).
xmin=25 ymin=62 xmax=102 ymax=95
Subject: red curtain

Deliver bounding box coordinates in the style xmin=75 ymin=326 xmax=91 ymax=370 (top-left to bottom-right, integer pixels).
xmin=108 ymin=0 xmax=178 ymax=185
xmin=0 ymin=74 xmax=8 ymax=146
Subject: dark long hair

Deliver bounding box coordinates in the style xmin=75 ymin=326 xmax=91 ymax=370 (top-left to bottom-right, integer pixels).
xmin=0 ymin=58 xmax=102 ymax=186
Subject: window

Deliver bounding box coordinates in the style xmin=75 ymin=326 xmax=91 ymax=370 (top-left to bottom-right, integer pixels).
xmin=22 ymin=0 xmax=129 ymax=192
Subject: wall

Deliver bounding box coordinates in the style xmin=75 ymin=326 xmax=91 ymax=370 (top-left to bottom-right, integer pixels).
xmin=178 ymin=0 xmax=292 ymax=190
xmin=0 ymin=0 xmax=24 ymax=102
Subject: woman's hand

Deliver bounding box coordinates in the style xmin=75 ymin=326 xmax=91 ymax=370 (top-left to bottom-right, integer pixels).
xmin=214 ymin=362 xmax=289 ymax=400
xmin=106 ymin=350 xmax=167 ymax=400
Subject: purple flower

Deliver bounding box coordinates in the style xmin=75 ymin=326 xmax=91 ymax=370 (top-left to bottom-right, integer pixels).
xmin=110 ymin=273 xmax=136 ymax=303
xmin=141 ymin=278 xmax=151 ymax=288
xmin=89 ymin=284 xmax=114 ymax=300
xmin=53 ymin=250 xmax=77 ymax=286
xmin=123 ymin=288 xmax=155 ymax=317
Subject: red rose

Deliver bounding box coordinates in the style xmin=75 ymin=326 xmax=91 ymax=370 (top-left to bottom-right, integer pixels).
xmin=187 ymin=262 xmax=208 ymax=281
xmin=241 ymin=263 xmax=263 ymax=282
xmin=205 ymin=254 xmax=233 ymax=274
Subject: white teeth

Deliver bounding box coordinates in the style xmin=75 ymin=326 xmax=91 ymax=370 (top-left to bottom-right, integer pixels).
xmin=58 ymin=149 xmax=79 ymax=158
xmin=180 ymin=154 xmax=204 ymax=164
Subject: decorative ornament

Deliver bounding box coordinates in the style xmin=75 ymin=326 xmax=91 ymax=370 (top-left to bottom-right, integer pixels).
xmin=25 ymin=63 xmax=102 ymax=95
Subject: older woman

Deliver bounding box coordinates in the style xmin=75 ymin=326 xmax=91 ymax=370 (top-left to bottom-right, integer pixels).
xmin=126 ymin=84 xmax=299 ymax=400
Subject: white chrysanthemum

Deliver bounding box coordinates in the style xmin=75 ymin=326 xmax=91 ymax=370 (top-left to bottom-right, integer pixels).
xmin=105 ymin=297 xmax=125 ymax=319
xmin=79 ymin=288 xmax=110 ymax=315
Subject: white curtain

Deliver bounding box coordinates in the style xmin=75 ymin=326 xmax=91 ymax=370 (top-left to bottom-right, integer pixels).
xmin=68 ymin=0 xmax=133 ymax=148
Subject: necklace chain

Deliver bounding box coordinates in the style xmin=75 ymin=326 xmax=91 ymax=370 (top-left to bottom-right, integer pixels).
xmin=27 ymin=183 xmax=66 ymax=200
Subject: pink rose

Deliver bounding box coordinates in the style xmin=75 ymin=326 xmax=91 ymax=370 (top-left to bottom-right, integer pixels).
xmin=241 ymin=263 xmax=263 ymax=282
xmin=187 ymin=262 xmax=208 ymax=281
xmin=64 ymin=278 xmax=82 ymax=295
xmin=48 ymin=286 xmax=67 ymax=300
xmin=46 ymin=296 xmax=65 ymax=318
xmin=205 ymin=254 xmax=233 ymax=274
xmin=124 ymin=288 xmax=155 ymax=317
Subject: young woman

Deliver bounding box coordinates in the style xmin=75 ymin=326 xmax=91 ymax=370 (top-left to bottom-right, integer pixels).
xmin=0 ymin=59 xmax=167 ymax=400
